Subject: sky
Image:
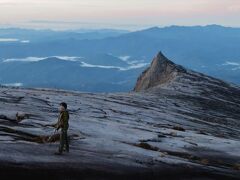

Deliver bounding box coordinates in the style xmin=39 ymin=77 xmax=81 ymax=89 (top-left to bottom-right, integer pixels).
xmin=0 ymin=0 xmax=240 ymax=30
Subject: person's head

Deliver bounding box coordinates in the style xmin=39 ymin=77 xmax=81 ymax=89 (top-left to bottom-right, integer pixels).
xmin=59 ymin=102 xmax=67 ymax=112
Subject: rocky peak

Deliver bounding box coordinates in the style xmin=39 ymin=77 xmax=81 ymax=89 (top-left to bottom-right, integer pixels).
xmin=134 ymin=52 xmax=186 ymax=92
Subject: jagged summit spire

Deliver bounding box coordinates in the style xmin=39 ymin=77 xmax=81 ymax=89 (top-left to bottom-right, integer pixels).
xmin=156 ymin=51 xmax=167 ymax=59
xmin=134 ymin=52 xmax=185 ymax=92
xmin=152 ymin=51 xmax=175 ymax=66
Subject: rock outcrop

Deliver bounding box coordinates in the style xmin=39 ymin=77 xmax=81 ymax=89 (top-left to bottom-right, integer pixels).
xmin=0 ymin=52 xmax=240 ymax=180
xmin=134 ymin=51 xmax=186 ymax=91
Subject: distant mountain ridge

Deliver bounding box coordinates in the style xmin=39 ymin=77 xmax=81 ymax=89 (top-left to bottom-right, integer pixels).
xmin=0 ymin=25 xmax=240 ymax=92
xmin=0 ymin=56 xmax=147 ymax=92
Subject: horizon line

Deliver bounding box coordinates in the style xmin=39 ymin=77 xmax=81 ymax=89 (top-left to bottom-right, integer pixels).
xmin=0 ymin=23 xmax=240 ymax=32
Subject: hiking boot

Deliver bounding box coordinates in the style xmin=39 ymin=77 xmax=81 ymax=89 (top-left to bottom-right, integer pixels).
xmin=63 ymin=146 xmax=69 ymax=153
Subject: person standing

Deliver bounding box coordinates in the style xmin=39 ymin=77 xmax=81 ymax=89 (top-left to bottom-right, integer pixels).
xmin=54 ymin=102 xmax=69 ymax=155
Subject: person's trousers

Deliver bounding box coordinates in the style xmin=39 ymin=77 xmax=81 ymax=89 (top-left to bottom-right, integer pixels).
xmin=59 ymin=129 xmax=69 ymax=153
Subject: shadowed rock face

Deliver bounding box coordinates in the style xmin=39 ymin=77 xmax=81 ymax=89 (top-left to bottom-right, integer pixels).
xmin=0 ymin=52 xmax=240 ymax=180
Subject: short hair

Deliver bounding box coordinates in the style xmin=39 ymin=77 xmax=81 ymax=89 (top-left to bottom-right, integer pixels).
xmin=60 ymin=102 xmax=67 ymax=109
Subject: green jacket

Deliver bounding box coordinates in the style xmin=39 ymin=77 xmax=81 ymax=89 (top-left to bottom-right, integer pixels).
xmin=55 ymin=110 xmax=69 ymax=131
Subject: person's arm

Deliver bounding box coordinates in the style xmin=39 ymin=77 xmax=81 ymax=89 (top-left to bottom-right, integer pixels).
xmin=48 ymin=113 xmax=62 ymax=129
xmin=55 ymin=113 xmax=64 ymax=130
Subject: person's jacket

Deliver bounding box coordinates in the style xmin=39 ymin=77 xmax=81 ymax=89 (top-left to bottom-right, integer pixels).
xmin=55 ymin=110 xmax=69 ymax=131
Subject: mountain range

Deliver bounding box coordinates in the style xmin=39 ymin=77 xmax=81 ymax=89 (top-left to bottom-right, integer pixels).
xmin=0 ymin=25 xmax=240 ymax=92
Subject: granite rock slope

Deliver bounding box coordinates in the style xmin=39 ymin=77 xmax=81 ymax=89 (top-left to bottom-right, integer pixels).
xmin=0 ymin=52 xmax=240 ymax=179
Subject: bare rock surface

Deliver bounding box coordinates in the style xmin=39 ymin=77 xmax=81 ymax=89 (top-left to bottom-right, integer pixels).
xmin=0 ymin=52 xmax=240 ymax=180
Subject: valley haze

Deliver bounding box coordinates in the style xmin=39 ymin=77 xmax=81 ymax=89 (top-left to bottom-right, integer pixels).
xmin=0 ymin=25 xmax=240 ymax=92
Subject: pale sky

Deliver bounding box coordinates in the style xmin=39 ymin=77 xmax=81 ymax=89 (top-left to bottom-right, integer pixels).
xmin=0 ymin=0 xmax=240 ymax=30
